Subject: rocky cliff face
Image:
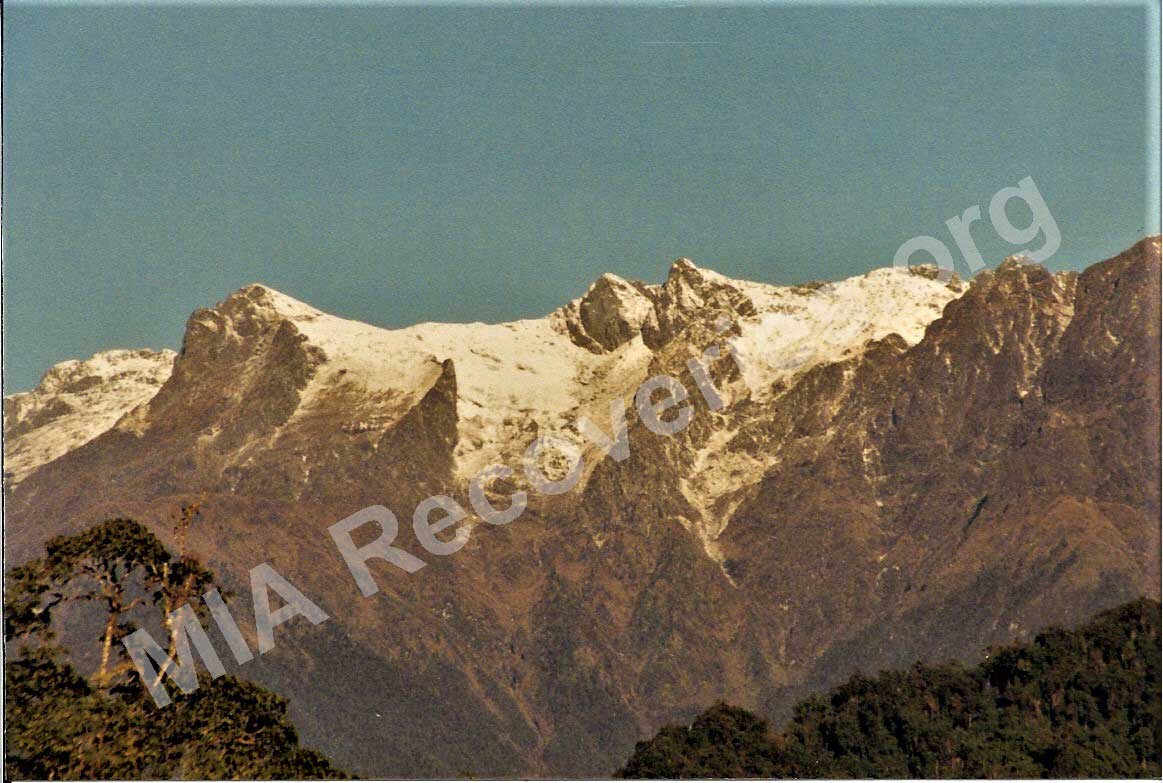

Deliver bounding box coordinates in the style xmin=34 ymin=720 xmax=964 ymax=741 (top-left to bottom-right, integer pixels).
xmin=5 ymin=238 xmax=1159 ymax=777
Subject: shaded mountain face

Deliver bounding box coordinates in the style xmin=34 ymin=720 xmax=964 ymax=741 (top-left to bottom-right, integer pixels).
xmin=5 ymin=238 xmax=1159 ymax=777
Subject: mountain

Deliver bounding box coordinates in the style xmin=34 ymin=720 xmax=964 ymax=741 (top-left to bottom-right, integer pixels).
xmin=618 ymin=598 xmax=1162 ymax=778
xmin=4 ymin=237 xmax=1159 ymax=777
xmin=4 ymin=348 xmax=174 ymax=487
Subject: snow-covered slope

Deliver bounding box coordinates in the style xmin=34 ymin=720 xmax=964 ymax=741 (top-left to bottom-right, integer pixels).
xmin=4 ymin=348 xmax=176 ymax=485
xmin=214 ymin=283 xmax=657 ymax=479
xmin=207 ymin=262 xmax=962 ymax=482
xmin=4 ymin=261 xmax=964 ymax=490
xmin=728 ymin=267 xmax=963 ymax=400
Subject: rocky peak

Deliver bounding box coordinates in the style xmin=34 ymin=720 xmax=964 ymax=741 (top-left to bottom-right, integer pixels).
xmin=576 ymin=273 xmax=655 ymax=352
xmin=182 ymin=284 xmax=322 ymax=355
xmin=226 ymin=282 xmax=317 ymax=310
xmin=1043 ymin=234 xmax=1161 ymax=406
xmin=666 ymin=257 xmax=702 ymax=281
xmin=177 ymin=283 xmax=325 ymax=368
xmin=641 ymin=263 xmax=753 ymax=351
xmin=999 ymin=254 xmax=1034 ymax=270
xmin=658 ymin=256 xmax=742 ymax=307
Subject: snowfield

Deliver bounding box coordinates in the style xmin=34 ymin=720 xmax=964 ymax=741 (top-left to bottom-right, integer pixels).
xmin=4 ymin=261 xmax=965 ymax=488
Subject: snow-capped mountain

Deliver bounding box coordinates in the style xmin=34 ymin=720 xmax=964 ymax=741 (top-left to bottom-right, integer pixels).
xmin=4 ymin=238 xmax=1159 ymax=778
xmin=4 ymin=348 xmax=175 ymax=485
xmin=5 ymin=259 xmax=961 ymax=503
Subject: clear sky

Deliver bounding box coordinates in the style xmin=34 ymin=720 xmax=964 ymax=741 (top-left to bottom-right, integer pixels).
xmin=3 ymin=2 xmax=1158 ymax=391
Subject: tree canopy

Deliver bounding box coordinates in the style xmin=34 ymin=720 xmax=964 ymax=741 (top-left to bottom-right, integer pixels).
xmin=4 ymin=516 xmax=348 ymax=780
xmin=619 ymin=598 xmax=1162 ymax=779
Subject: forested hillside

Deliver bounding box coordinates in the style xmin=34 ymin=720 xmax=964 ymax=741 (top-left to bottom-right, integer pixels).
xmin=619 ymin=598 xmax=1162 ymax=779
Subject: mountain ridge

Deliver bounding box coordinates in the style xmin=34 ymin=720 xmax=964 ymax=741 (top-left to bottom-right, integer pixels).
xmin=4 ymin=237 xmax=1159 ymax=777
xmin=6 ymin=257 xmax=964 ymax=492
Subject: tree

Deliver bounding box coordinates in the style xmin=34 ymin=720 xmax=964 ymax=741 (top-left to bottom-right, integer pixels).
xmin=4 ymin=516 xmax=348 ymax=780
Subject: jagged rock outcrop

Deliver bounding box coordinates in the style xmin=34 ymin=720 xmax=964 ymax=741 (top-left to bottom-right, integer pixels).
xmin=640 ymin=258 xmax=758 ymax=350
xmin=4 ymin=238 xmax=1159 ymax=778
xmin=566 ymin=273 xmax=655 ymax=352
xmin=558 ymin=259 xmax=763 ymax=354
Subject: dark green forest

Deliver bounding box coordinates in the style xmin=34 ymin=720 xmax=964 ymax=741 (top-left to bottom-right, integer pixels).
xmin=619 ymin=598 xmax=1162 ymax=779
xmin=4 ymin=516 xmax=346 ymax=780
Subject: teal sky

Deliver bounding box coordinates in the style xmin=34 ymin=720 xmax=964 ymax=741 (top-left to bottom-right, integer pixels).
xmin=4 ymin=2 xmax=1158 ymax=392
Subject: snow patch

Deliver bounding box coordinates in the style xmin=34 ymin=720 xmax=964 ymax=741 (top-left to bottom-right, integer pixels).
xmin=728 ymin=267 xmax=960 ymax=401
